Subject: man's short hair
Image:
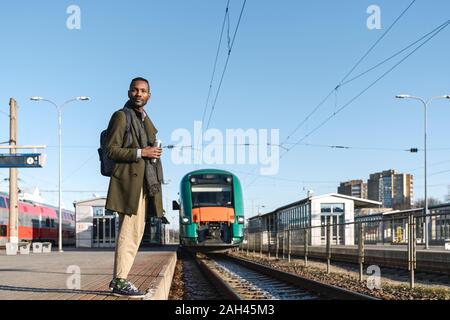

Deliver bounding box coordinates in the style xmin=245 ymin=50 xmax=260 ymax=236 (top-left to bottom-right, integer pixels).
xmin=129 ymin=77 xmax=150 ymax=91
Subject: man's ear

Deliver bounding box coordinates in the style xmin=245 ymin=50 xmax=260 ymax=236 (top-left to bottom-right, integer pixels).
xmin=128 ymin=90 xmax=132 ymax=99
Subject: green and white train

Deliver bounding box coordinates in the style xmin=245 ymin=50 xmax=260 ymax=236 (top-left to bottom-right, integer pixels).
xmin=172 ymin=169 xmax=245 ymax=249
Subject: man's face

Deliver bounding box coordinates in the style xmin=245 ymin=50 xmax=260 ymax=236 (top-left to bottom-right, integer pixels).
xmin=128 ymin=80 xmax=151 ymax=108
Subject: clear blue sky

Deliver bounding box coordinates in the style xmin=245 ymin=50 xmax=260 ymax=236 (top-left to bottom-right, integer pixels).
xmin=1 ymin=0 xmax=449 ymax=227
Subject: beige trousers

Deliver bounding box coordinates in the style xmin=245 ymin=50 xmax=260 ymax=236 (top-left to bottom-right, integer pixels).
xmin=113 ymin=188 xmax=147 ymax=279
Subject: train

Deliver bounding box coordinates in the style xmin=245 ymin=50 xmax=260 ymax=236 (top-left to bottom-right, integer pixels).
xmin=0 ymin=192 xmax=76 ymax=246
xmin=172 ymin=169 xmax=245 ymax=250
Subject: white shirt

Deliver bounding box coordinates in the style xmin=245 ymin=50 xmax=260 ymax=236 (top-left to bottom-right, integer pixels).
xmin=135 ymin=109 xmax=148 ymax=159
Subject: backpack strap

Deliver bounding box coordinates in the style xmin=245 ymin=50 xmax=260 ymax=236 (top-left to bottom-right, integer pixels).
xmin=121 ymin=108 xmax=133 ymax=147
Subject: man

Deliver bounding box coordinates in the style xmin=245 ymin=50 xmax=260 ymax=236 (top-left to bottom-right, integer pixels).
xmin=105 ymin=77 xmax=164 ymax=298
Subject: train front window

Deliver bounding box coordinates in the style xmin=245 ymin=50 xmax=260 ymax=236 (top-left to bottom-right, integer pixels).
xmin=191 ymin=185 xmax=233 ymax=208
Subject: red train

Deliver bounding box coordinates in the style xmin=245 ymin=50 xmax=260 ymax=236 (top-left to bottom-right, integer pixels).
xmin=0 ymin=192 xmax=75 ymax=246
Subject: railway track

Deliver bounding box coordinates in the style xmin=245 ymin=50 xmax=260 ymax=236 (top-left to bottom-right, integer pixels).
xmin=242 ymin=248 xmax=450 ymax=289
xmin=192 ymin=251 xmax=378 ymax=300
xmin=171 ymin=249 xmax=225 ymax=299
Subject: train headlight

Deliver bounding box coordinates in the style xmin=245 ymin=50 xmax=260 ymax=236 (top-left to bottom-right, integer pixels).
xmin=182 ymin=217 xmax=189 ymax=224
xmin=237 ymin=216 xmax=245 ymax=224
xmin=190 ymin=177 xmax=196 ymax=183
xmin=226 ymin=177 xmax=232 ymax=183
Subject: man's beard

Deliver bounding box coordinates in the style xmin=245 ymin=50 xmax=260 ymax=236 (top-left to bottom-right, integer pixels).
xmin=129 ymin=98 xmax=147 ymax=108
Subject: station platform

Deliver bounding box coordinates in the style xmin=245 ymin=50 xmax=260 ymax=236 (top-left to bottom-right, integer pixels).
xmin=0 ymin=245 xmax=178 ymax=300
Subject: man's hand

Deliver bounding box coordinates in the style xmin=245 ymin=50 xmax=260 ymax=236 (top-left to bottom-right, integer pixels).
xmin=141 ymin=146 xmax=162 ymax=159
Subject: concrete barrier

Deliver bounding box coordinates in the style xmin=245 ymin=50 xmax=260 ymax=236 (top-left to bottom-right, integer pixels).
xmin=445 ymin=239 xmax=450 ymax=251
xmin=42 ymin=242 xmax=52 ymax=253
xmin=32 ymin=242 xmax=43 ymax=253
xmin=6 ymin=243 xmax=18 ymax=256
xmin=19 ymin=243 xmax=31 ymax=255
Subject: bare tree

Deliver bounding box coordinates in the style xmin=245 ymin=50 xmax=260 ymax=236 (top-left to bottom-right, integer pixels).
xmin=413 ymin=197 xmax=443 ymax=208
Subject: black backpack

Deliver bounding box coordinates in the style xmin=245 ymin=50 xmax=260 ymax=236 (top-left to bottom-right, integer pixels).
xmin=98 ymin=108 xmax=132 ymax=177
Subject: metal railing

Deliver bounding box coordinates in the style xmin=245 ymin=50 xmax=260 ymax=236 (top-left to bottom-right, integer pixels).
xmin=240 ymin=210 xmax=450 ymax=289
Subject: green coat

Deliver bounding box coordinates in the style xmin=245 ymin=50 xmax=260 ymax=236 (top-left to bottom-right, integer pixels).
xmin=105 ymin=110 xmax=164 ymax=218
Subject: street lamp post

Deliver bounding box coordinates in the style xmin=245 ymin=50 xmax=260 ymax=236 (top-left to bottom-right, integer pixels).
xmin=257 ymin=204 xmax=265 ymax=215
xmin=30 ymin=96 xmax=90 ymax=252
xmin=162 ymin=179 xmax=172 ymax=244
xmin=171 ymin=216 xmax=176 ymax=244
xmin=396 ymin=94 xmax=450 ymax=249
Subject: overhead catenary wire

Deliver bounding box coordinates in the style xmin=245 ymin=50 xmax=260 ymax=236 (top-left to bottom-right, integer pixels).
xmin=204 ymin=0 xmax=247 ymax=131
xmin=9 ymin=151 xmax=100 ymax=188
xmin=413 ymin=168 xmax=450 ymax=178
xmin=282 ymin=20 xmax=450 ymax=159
xmin=415 ymin=183 xmax=449 ymax=188
xmin=231 ymin=168 xmax=340 ymax=184
xmin=200 ymin=0 xmax=231 ymax=130
xmin=195 ymin=3 xmax=228 ymax=168
xmin=280 ymin=0 xmax=417 ymax=148
xmin=195 ymin=0 xmax=246 ymax=166
xmin=216 ymin=1 xmax=419 ymax=189
xmin=338 ymin=0 xmax=417 ymax=85
xmin=165 ymin=142 xmax=444 ymax=152
xmin=406 ymin=159 xmax=450 ymax=173
xmin=17 ymin=172 xmax=56 ymax=187
xmin=62 ymin=152 xmax=98 ymax=183
xmin=281 ymin=89 xmax=335 ymax=147
xmin=288 ymin=143 xmax=417 ymax=152
xmin=33 ymin=143 xmax=450 ymax=152
xmin=246 ymin=17 xmax=448 ymax=190
xmin=46 ymin=145 xmax=97 ymax=149
xmin=339 ymin=20 xmax=450 ymax=87
xmin=40 ymin=190 xmax=107 ymax=193
xmin=429 ymin=169 xmax=450 ymax=177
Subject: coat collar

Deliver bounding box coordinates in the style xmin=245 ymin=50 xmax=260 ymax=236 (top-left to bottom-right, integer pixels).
xmin=125 ymin=100 xmax=158 ymax=135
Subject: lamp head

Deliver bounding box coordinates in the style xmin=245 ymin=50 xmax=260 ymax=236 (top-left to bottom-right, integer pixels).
xmin=77 ymin=96 xmax=90 ymax=101
xmin=395 ymin=94 xmax=410 ymax=99
xmin=30 ymin=97 xmax=44 ymax=101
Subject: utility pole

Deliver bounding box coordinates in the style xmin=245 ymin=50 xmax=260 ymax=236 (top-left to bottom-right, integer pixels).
xmin=8 ymin=98 xmax=19 ymax=244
